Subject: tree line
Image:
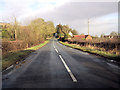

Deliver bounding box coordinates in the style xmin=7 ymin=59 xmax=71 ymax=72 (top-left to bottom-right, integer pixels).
xmin=56 ymin=24 xmax=78 ymax=41
xmin=2 ymin=18 xmax=56 ymax=54
xmin=2 ymin=18 xmax=56 ymax=42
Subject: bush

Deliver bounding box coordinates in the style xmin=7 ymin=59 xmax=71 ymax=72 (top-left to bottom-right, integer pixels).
xmin=2 ymin=40 xmax=27 ymax=54
xmin=67 ymin=38 xmax=120 ymax=51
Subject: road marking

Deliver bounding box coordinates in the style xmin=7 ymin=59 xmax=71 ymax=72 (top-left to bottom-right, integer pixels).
xmin=59 ymin=55 xmax=77 ymax=82
xmin=107 ymin=63 xmax=120 ymax=69
xmin=2 ymin=65 xmax=14 ymax=72
xmin=53 ymin=40 xmax=77 ymax=82
xmin=53 ymin=45 xmax=55 ymax=49
xmin=53 ymin=40 xmax=58 ymax=53
xmin=55 ymin=49 xmax=59 ymax=53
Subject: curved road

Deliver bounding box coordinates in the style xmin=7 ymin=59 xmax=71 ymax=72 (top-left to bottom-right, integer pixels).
xmin=2 ymin=39 xmax=120 ymax=88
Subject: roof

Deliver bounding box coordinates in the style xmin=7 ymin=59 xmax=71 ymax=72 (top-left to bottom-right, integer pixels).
xmin=85 ymin=35 xmax=89 ymax=38
xmin=73 ymin=35 xmax=90 ymax=38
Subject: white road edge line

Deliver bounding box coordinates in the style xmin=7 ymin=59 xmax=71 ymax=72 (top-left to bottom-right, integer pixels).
xmin=107 ymin=63 xmax=120 ymax=69
xmin=3 ymin=65 xmax=14 ymax=72
xmin=59 ymin=55 xmax=77 ymax=82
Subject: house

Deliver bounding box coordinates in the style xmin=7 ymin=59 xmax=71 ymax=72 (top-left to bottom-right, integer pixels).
xmin=72 ymin=35 xmax=92 ymax=40
xmin=69 ymin=32 xmax=73 ymax=36
xmin=104 ymin=35 xmax=120 ymax=39
xmin=104 ymin=35 xmax=113 ymax=38
xmin=85 ymin=35 xmax=93 ymax=40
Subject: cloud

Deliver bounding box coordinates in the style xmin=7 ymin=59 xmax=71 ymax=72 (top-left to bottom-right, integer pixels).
xmin=35 ymin=2 xmax=118 ymax=36
xmin=39 ymin=2 xmax=117 ymax=21
xmin=0 ymin=0 xmax=69 ymax=22
xmin=0 ymin=0 xmax=118 ymax=36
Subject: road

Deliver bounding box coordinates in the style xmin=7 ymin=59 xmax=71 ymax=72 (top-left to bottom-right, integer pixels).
xmin=2 ymin=38 xmax=120 ymax=88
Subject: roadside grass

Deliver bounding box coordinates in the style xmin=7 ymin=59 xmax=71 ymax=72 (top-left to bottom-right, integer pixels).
xmin=2 ymin=40 xmax=49 ymax=70
xmin=26 ymin=40 xmax=49 ymax=50
xmin=59 ymin=41 xmax=120 ymax=61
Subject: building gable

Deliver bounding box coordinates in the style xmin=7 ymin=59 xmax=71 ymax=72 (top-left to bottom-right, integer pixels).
xmin=72 ymin=35 xmax=92 ymax=40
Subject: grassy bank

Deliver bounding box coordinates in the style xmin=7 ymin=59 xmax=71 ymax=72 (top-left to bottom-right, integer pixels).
xmin=25 ymin=40 xmax=49 ymax=50
xmin=59 ymin=41 xmax=120 ymax=61
xmin=2 ymin=40 xmax=49 ymax=70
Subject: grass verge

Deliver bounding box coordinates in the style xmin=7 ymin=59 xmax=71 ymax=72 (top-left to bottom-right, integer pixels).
xmin=2 ymin=40 xmax=49 ymax=70
xmin=25 ymin=40 xmax=49 ymax=50
xmin=59 ymin=41 xmax=120 ymax=61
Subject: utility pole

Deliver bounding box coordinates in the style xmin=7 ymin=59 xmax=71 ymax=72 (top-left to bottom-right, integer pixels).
xmin=88 ymin=18 xmax=89 ymax=35
xmin=14 ymin=17 xmax=17 ymax=40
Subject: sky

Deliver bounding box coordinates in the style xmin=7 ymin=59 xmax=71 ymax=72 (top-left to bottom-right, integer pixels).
xmin=0 ymin=0 xmax=119 ymax=36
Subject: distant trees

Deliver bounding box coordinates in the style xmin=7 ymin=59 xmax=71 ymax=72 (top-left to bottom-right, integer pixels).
xmin=95 ymin=35 xmax=98 ymax=38
xmin=27 ymin=18 xmax=56 ymax=43
xmin=80 ymin=33 xmax=84 ymax=35
xmin=56 ymin=24 xmax=78 ymax=40
xmin=110 ymin=31 xmax=118 ymax=36
xmin=100 ymin=33 xmax=104 ymax=38
xmin=2 ymin=18 xmax=56 ymax=47
xmin=1 ymin=18 xmax=20 ymax=40
xmin=71 ymin=29 xmax=79 ymax=35
xmin=100 ymin=32 xmax=119 ymax=39
xmin=46 ymin=21 xmax=56 ymax=38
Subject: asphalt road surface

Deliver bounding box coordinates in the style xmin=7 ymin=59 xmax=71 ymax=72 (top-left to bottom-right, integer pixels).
xmin=2 ymin=38 xmax=120 ymax=88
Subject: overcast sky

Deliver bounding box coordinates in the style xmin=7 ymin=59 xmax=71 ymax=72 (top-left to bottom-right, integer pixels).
xmin=0 ymin=0 xmax=119 ymax=36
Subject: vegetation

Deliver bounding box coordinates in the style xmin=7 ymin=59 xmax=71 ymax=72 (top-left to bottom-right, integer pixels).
xmin=56 ymin=24 xmax=78 ymax=41
xmin=71 ymin=29 xmax=78 ymax=35
xmin=58 ymin=30 xmax=120 ymax=61
xmin=2 ymin=40 xmax=49 ymax=70
xmin=59 ymin=41 xmax=120 ymax=61
xmin=2 ymin=17 xmax=55 ymax=70
xmin=110 ymin=31 xmax=118 ymax=36
xmin=2 ymin=18 xmax=56 ymax=54
xmin=2 ymin=17 xmax=120 ymax=70
xmin=26 ymin=40 xmax=49 ymax=50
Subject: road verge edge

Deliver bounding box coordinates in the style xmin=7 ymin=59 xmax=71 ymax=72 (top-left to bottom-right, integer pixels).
xmin=59 ymin=41 xmax=120 ymax=63
xmin=2 ymin=40 xmax=50 ymax=71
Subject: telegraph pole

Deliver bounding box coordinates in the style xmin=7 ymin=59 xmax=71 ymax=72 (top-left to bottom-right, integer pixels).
xmin=88 ymin=18 xmax=89 ymax=35
xmin=14 ymin=17 xmax=17 ymax=40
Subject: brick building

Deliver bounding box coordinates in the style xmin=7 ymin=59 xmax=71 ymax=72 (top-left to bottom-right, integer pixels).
xmin=72 ymin=35 xmax=92 ymax=41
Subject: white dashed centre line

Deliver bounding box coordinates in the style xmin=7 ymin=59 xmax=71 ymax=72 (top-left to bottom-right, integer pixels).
xmin=53 ymin=40 xmax=77 ymax=82
xmin=59 ymin=55 xmax=77 ymax=82
xmin=55 ymin=49 xmax=59 ymax=53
